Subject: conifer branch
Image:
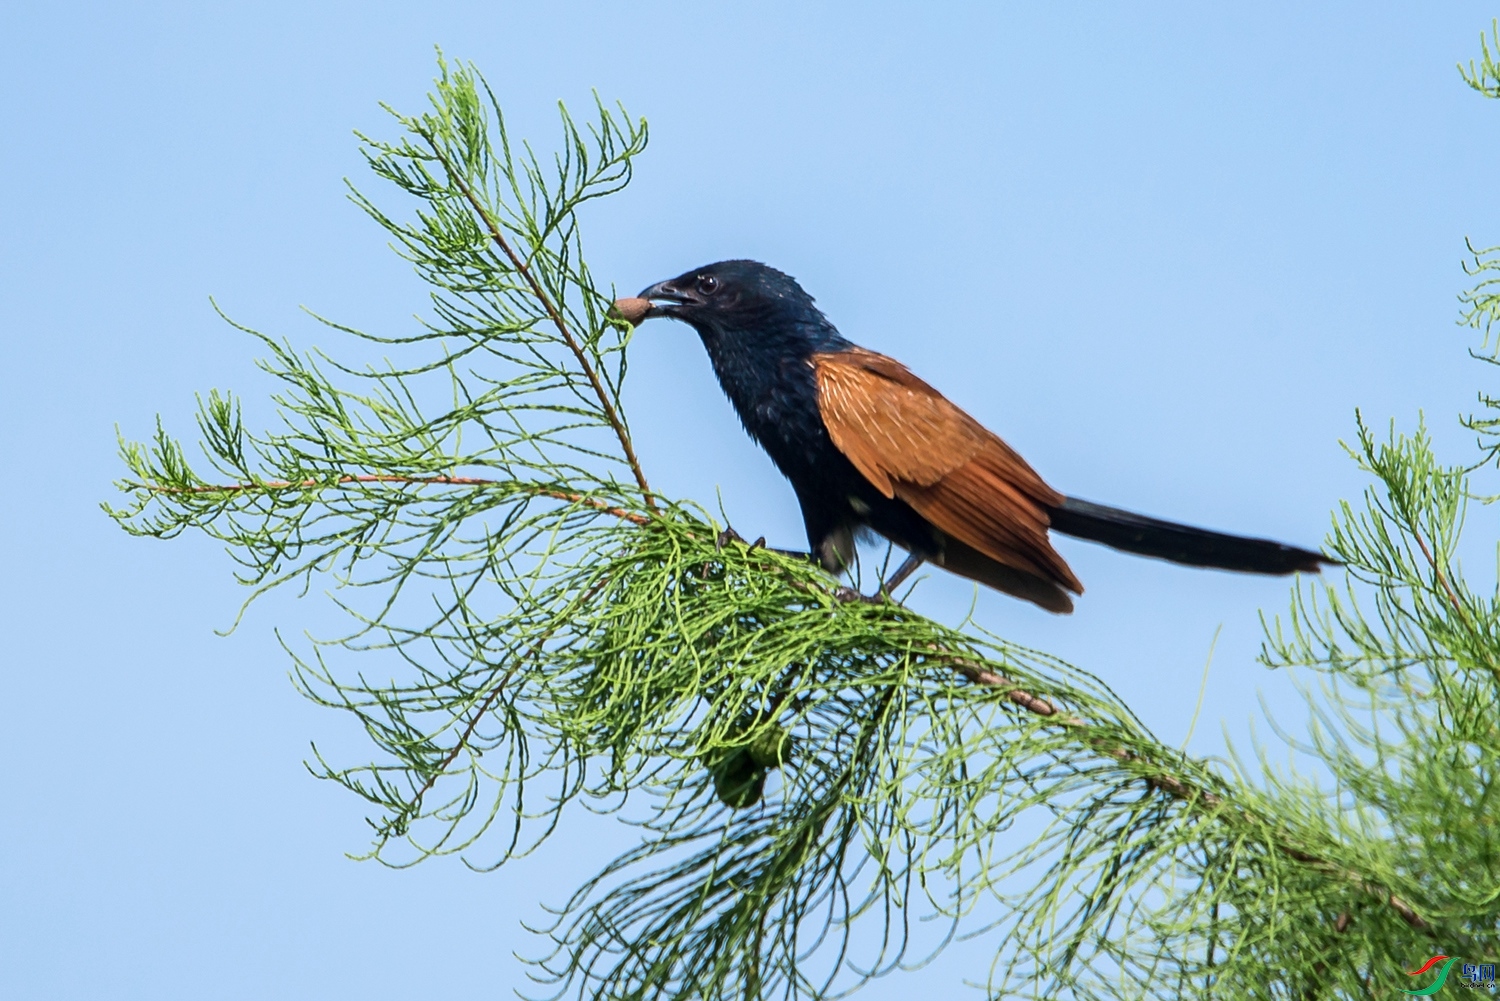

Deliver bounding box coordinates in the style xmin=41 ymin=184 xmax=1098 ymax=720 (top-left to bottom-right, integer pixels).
xmin=129 ymin=474 xmax=650 ymax=524
xmin=1410 ymin=524 xmax=1468 ymax=624
xmin=418 ymin=134 xmax=655 ymax=510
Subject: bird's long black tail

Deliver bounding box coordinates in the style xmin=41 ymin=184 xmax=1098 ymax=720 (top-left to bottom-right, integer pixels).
xmin=1048 ymin=496 xmax=1332 ymax=575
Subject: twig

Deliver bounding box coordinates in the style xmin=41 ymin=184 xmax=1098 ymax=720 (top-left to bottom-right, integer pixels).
xmin=403 ymin=574 xmax=614 ymax=820
xmin=133 ymin=474 xmax=651 ymax=525
xmin=420 ymin=134 xmax=656 ymax=511
xmin=1411 ymin=527 xmax=1469 ymax=623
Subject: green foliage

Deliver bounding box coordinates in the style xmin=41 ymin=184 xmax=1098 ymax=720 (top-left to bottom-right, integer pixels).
xmin=1459 ymin=237 xmax=1500 ymax=346
xmin=108 ymin=49 xmax=1500 ymax=1001
xmin=1461 ymin=19 xmax=1500 ymax=99
xmin=1460 ymin=24 xmax=1500 ymax=348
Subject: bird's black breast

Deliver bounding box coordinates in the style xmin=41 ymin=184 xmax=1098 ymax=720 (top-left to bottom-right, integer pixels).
xmin=695 ymin=326 xmax=940 ymax=557
xmin=698 ymin=326 xmax=839 ymax=479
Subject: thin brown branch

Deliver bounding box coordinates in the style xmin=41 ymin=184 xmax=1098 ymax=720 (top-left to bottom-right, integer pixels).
xmin=949 ymin=659 xmax=1085 ymax=723
xmin=404 ymin=574 xmax=614 ymax=821
xmin=420 ymin=134 xmax=656 ymax=510
xmin=413 ymin=666 xmax=519 ymax=816
xmin=943 ymin=652 xmax=1428 ymax=930
xmin=134 ymin=474 xmax=651 ymax=525
xmin=1411 ymin=526 xmax=1470 ymax=624
xmin=1405 ymin=521 xmax=1500 ymax=693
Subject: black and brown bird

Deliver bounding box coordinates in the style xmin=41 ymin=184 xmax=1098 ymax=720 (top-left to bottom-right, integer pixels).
xmin=630 ymin=260 xmax=1331 ymax=613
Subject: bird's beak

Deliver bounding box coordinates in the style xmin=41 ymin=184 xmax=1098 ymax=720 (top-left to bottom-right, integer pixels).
xmin=639 ymin=279 xmax=700 ymax=318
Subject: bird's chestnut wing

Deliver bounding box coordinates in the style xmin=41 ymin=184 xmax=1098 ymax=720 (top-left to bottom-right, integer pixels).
xmin=812 ymin=348 xmax=1081 ymax=593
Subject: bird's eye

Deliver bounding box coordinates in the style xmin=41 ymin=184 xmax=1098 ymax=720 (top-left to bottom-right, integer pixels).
xmin=696 ymin=275 xmax=720 ymax=295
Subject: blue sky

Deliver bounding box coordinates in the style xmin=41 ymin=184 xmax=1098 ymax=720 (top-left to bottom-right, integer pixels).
xmin=4 ymin=3 xmax=1499 ymax=998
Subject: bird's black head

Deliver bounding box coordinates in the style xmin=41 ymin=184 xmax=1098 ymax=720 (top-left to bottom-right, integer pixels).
xmin=638 ymin=260 xmax=846 ymax=352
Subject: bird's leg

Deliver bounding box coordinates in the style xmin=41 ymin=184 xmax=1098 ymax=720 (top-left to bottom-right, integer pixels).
xmin=833 ymin=552 xmax=924 ymax=604
xmin=881 ymin=552 xmax=924 ymax=593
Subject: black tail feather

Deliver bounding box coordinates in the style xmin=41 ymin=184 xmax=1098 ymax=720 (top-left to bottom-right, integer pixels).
xmin=1049 ymin=496 xmax=1332 ymax=576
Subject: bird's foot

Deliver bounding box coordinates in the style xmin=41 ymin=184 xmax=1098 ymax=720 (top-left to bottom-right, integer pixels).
xmin=832 ymin=554 xmax=924 ymax=605
xmin=716 ymin=527 xmax=766 ymax=551
xmin=833 ymin=585 xmax=887 ymax=605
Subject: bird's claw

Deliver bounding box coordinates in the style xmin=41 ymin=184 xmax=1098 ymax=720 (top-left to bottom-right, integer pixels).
xmin=833 ymin=586 xmax=887 ymax=605
xmin=716 ymin=527 xmax=767 ymax=552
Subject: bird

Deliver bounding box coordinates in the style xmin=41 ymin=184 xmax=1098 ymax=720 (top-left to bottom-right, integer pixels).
xmin=626 ymin=259 xmax=1332 ymax=613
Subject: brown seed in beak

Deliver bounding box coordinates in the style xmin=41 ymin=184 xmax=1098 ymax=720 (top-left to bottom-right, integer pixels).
xmin=609 ymin=296 xmax=652 ymax=325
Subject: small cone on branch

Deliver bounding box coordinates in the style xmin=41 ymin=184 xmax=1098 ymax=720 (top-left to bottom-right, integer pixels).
xmin=710 ymin=748 xmax=765 ymax=809
xmin=609 ymin=297 xmax=652 ymax=325
xmin=747 ymin=724 xmax=792 ymax=770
